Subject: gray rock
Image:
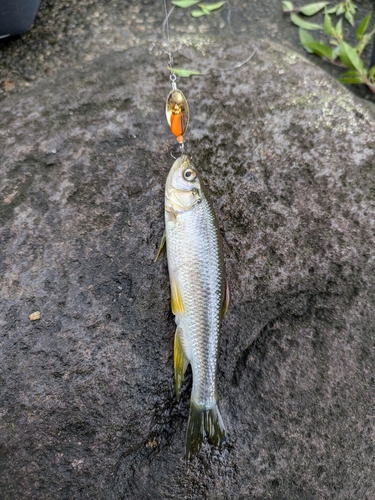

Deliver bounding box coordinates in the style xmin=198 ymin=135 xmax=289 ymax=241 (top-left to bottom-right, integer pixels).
xmin=1 ymin=39 xmax=375 ymax=499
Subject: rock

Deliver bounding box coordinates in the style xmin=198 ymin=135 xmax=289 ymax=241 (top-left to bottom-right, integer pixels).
xmin=28 ymin=311 xmax=41 ymax=321
xmin=1 ymin=39 xmax=375 ymax=499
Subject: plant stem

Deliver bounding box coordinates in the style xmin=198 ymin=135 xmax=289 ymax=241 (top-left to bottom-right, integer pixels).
xmin=329 ymin=59 xmax=347 ymax=68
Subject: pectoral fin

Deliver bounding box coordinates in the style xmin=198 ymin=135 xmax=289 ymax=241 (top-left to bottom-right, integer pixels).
xmin=170 ymin=277 xmax=184 ymax=315
xmin=165 ymin=204 xmax=177 ymax=222
xmin=174 ymin=328 xmax=188 ymax=399
xmin=221 ymin=280 xmax=230 ymax=320
xmin=154 ymin=230 xmax=166 ymax=262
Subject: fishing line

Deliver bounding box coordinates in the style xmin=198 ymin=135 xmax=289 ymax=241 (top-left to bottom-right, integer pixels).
xmin=162 ymin=0 xmax=173 ymax=51
xmin=163 ymin=0 xmax=177 ymax=90
xmin=162 ymin=0 xmax=189 ymax=156
xmin=162 ymin=0 xmax=257 ymax=77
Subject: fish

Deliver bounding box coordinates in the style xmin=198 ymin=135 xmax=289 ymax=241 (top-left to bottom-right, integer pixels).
xmin=157 ymin=154 xmax=229 ymax=459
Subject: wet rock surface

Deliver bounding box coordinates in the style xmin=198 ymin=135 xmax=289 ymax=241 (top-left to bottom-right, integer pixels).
xmin=1 ymin=39 xmax=375 ymax=499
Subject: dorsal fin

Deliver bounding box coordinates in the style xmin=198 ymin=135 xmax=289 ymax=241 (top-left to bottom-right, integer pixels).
xmin=221 ymin=280 xmax=230 ymax=320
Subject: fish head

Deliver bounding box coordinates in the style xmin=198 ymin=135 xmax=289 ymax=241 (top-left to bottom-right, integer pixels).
xmin=165 ymin=155 xmax=202 ymax=214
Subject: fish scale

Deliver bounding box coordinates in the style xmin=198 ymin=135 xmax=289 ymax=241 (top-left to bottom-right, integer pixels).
xmin=163 ymin=155 xmax=227 ymax=458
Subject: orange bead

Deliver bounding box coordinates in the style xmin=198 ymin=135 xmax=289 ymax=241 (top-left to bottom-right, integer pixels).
xmin=176 ymin=135 xmax=184 ymax=143
xmin=170 ymin=113 xmax=184 ymax=137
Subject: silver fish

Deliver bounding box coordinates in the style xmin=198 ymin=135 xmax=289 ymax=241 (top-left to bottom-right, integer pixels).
xmin=158 ymin=154 xmax=229 ymax=459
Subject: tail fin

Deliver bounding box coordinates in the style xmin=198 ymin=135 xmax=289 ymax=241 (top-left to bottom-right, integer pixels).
xmin=185 ymin=402 xmax=226 ymax=459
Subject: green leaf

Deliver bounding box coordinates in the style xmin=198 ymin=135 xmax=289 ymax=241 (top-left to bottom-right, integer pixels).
xmin=338 ymin=77 xmax=364 ymax=84
xmin=345 ymin=11 xmax=354 ymax=26
xmin=368 ymin=65 xmax=375 ymax=78
xmin=339 ymin=42 xmax=365 ymax=74
xmin=326 ymin=6 xmax=337 ymax=13
xmin=191 ymin=7 xmax=207 ymax=16
xmin=299 ymin=28 xmax=315 ymax=53
xmin=338 ymin=69 xmax=360 ymax=77
xmin=304 ymin=41 xmax=333 ymax=59
xmin=338 ymin=71 xmax=365 ymax=84
xmin=300 ymin=2 xmax=329 ymax=16
xmin=171 ymin=0 xmax=200 ymax=7
xmin=290 ymin=13 xmax=322 ymax=30
xmin=282 ymin=1 xmax=294 ymax=11
xmin=332 ymin=46 xmax=340 ymax=59
xmin=198 ymin=1 xmax=225 ymax=12
xmin=324 ymin=11 xmax=335 ymax=35
xmin=356 ymin=12 xmax=371 ymax=40
xmin=299 ymin=28 xmax=333 ymax=60
xmin=168 ymin=66 xmax=203 ymax=77
xmin=336 ymin=4 xmax=345 ymax=16
xmin=335 ymin=18 xmax=343 ymax=36
xmin=348 ymin=2 xmax=357 ymax=15
xmin=355 ymin=34 xmax=373 ymax=55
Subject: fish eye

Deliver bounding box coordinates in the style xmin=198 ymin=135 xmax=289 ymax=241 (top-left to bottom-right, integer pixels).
xmin=183 ymin=168 xmax=197 ymax=182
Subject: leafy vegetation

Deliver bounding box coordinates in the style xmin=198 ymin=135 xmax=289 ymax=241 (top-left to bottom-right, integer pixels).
xmin=172 ymin=0 xmax=225 ymax=17
xmin=282 ymin=1 xmax=375 ymax=93
xmin=167 ymin=66 xmax=203 ymax=76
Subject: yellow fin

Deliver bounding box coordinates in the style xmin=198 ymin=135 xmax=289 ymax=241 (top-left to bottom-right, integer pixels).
xmin=174 ymin=328 xmax=188 ymax=399
xmin=154 ymin=231 xmax=166 ymax=262
xmin=171 ymin=278 xmax=184 ymax=315
xmin=221 ymin=280 xmax=230 ymax=319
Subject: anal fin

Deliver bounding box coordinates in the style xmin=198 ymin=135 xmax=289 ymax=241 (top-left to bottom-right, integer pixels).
xmin=174 ymin=328 xmax=188 ymax=399
xmin=171 ymin=277 xmax=184 ymax=315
